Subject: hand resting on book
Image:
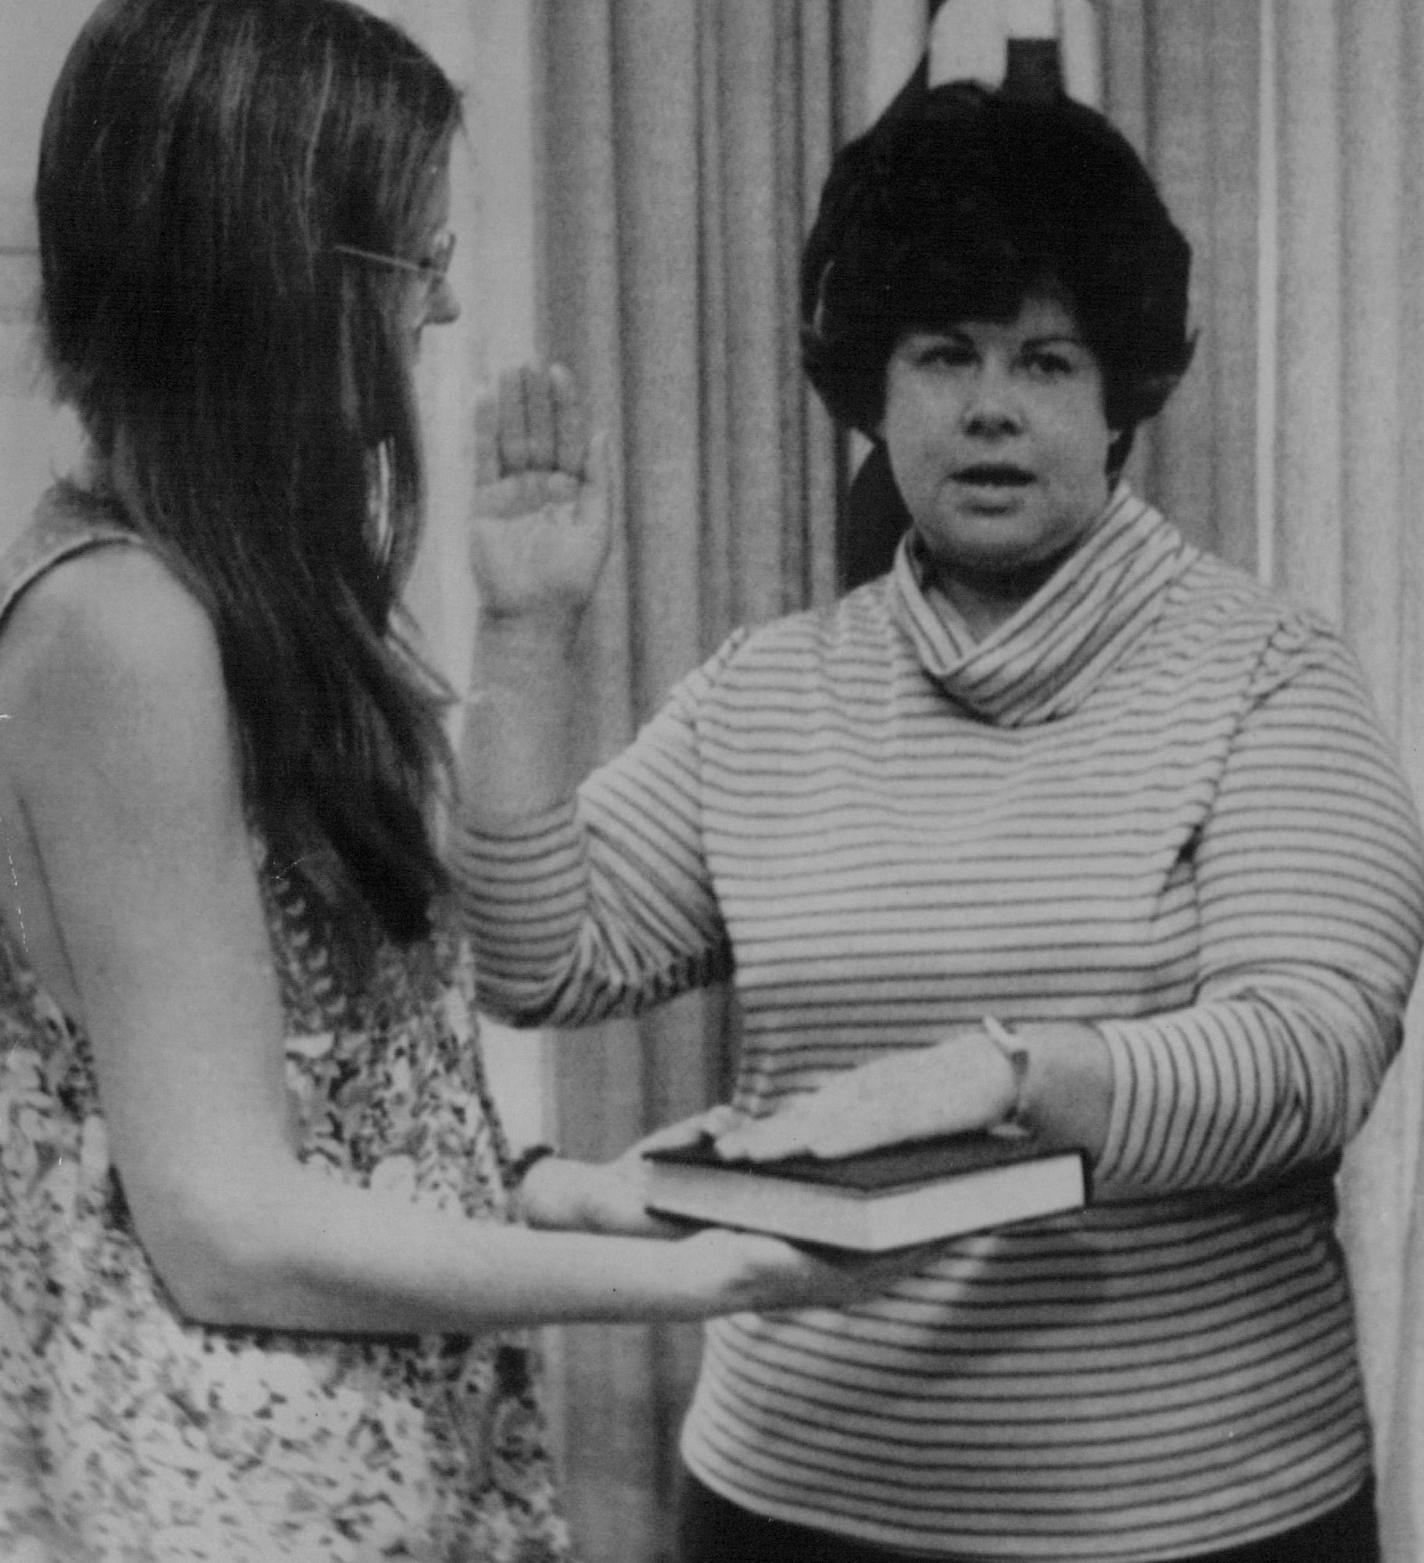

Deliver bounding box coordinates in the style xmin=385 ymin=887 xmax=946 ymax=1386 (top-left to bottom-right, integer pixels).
xmin=712 ymin=1021 xmax=1113 ymax=1165
xmin=712 ymin=1027 xmax=1019 ymax=1163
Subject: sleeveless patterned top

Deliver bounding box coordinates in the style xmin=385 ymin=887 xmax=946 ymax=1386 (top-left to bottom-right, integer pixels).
xmin=0 ymin=489 xmax=572 ymax=1563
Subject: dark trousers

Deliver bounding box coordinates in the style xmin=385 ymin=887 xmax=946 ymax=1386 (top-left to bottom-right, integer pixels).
xmin=676 ymin=1470 xmax=1380 ymax=1563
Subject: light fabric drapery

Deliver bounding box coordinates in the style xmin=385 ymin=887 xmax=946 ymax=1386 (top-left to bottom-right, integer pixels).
xmin=1260 ymin=6 xmax=1424 ymax=1557
xmin=1098 ymin=1 xmax=1261 ymax=576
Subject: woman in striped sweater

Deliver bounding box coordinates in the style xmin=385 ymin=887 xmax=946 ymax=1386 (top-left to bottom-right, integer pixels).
xmin=459 ymin=83 xmax=1424 ymax=1561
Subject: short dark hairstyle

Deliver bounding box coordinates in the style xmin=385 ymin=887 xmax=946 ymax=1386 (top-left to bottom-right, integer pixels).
xmin=801 ymin=81 xmax=1194 ymax=470
xmin=37 ymin=0 xmax=463 ymax=944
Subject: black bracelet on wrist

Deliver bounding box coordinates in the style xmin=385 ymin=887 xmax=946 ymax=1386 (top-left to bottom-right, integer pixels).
xmin=506 ymin=1142 xmax=559 ymax=1190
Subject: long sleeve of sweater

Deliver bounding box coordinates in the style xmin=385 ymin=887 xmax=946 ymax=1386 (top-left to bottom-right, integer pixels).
xmin=454 ymin=639 xmax=743 ymax=1026
xmin=1092 ymin=619 xmax=1424 ymax=1192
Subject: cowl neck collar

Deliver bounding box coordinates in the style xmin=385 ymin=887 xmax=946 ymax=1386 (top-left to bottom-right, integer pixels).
xmin=889 ymin=486 xmax=1193 ymax=726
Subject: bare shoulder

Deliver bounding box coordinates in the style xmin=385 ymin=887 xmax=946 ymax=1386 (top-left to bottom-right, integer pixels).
xmin=0 ymin=542 xmax=231 ymax=789
xmin=3 ymin=539 xmax=218 ymax=684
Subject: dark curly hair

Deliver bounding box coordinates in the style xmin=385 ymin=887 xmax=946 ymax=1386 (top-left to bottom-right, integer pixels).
xmin=37 ymin=0 xmax=463 ymax=945
xmin=802 ymin=81 xmax=1194 ymax=477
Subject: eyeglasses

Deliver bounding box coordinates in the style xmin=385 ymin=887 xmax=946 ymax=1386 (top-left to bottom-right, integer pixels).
xmin=331 ymin=231 xmax=456 ymax=285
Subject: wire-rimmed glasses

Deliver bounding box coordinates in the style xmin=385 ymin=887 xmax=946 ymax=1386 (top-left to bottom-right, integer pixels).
xmin=331 ymin=231 xmax=456 ymax=286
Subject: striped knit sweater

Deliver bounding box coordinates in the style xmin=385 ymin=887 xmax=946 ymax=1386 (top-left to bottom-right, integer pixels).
xmin=456 ymin=489 xmax=1424 ymax=1560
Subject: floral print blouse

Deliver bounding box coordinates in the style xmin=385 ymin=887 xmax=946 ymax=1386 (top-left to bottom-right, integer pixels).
xmin=0 ymin=497 xmax=572 ymax=1563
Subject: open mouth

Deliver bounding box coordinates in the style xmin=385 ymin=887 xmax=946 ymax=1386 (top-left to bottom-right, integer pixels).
xmin=953 ymin=464 xmax=1034 ymax=487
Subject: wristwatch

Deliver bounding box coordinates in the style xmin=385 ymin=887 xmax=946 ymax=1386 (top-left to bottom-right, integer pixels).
xmin=981 ymin=1017 xmax=1032 ymax=1133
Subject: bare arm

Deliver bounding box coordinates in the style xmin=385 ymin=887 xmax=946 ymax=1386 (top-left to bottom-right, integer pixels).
xmin=0 ymin=543 xmax=933 ymax=1334
xmin=459 ymin=364 xmax=612 ymax=827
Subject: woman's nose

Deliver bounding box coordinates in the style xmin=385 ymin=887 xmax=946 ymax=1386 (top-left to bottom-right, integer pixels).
xmin=961 ymin=365 xmax=1021 ymax=434
xmin=424 ymin=276 xmax=460 ymax=327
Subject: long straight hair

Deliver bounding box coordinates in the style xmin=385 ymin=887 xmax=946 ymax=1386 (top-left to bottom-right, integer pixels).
xmin=37 ymin=0 xmax=464 ymax=943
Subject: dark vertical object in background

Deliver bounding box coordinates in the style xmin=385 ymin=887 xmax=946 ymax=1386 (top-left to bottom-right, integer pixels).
xmin=1004 ymin=37 xmax=1064 ymax=100
xmin=841 ymin=443 xmax=914 ymax=591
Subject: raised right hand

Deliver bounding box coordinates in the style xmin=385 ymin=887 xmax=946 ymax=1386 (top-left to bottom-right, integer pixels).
xmin=469 ymin=364 xmax=613 ymax=633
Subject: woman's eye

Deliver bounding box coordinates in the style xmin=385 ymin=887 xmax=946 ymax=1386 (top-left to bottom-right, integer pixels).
xmin=1023 ymin=351 xmax=1076 ymax=379
xmin=921 ymin=342 xmax=976 ymax=369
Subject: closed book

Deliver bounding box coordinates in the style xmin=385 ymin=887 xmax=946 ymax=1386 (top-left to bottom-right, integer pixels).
xmin=643 ymin=1131 xmax=1088 ymax=1252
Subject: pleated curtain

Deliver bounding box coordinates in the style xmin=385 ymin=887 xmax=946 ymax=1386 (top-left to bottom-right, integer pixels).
xmin=1262 ymin=8 xmax=1424 ymax=1558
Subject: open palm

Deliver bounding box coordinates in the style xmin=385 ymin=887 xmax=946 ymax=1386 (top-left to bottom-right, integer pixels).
xmin=469 ymin=364 xmax=612 ymax=629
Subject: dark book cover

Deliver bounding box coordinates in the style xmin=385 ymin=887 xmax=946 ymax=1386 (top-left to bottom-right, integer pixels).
xmin=645 ymin=1128 xmax=1079 ymax=1194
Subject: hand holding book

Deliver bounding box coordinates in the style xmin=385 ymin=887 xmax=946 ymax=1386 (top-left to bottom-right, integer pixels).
xmin=507 ymin=1116 xmax=958 ymax=1300
xmin=514 ymin=1104 xmax=750 ymax=1238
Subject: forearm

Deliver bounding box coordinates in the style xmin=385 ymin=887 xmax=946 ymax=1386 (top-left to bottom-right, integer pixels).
xmin=1092 ymin=977 xmax=1398 ymax=1194
xmin=459 ymin=617 xmax=586 ymax=827
xmin=454 ymin=659 xmax=735 ymax=1027
xmin=157 ymin=1160 xmax=739 ymax=1333
xmin=1085 ymin=628 xmax=1424 ymax=1194
xmin=712 ymin=988 xmax=1384 ymax=1190
xmin=985 ymin=968 xmax=1395 ymax=1192
xmin=460 ymin=363 xmax=612 ymax=825
xmin=151 ymin=1150 xmax=941 ymax=1334
xmin=452 ymin=622 xmax=623 ymax=1025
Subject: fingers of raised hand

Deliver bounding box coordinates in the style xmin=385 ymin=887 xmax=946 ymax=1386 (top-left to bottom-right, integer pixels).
xmin=504 ymin=366 xmax=552 ymax=472
xmin=473 ymin=384 xmax=500 ymax=485
xmin=550 ymin=363 xmax=589 ymax=476
xmin=477 ymin=365 xmax=588 ymax=484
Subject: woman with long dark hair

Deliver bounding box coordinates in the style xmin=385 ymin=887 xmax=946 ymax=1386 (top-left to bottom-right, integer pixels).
xmin=0 ymin=3 xmax=921 ymax=1557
